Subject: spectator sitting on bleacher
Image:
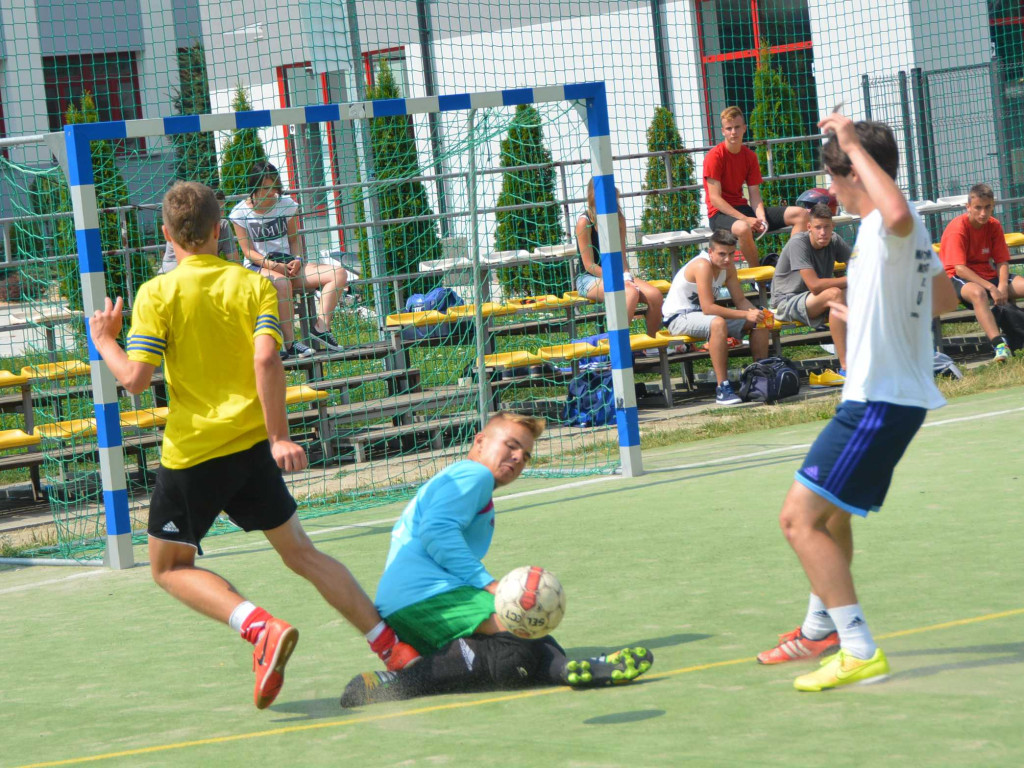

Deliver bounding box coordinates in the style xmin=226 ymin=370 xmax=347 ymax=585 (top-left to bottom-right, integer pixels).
xmin=939 ymin=182 xmax=1023 ymax=362
xmin=662 ymin=229 xmax=770 ymax=406
xmin=160 ymin=188 xmax=238 ymax=273
xmin=230 ymin=161 xmax=348 ymax=360
xmin=704 ymin=106 xmax=810 ymax=269
xmin=575 ymin=179 xmax=664 ymax=339
xmin=770 ymin=203 xmax=851 ymax=386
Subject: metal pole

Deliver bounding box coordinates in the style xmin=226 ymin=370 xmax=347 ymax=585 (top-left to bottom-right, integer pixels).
xmin=346 ymin=0 xmax=390 ymax=329
xmin=417 ymin=0 xmax=450 ymax=238
xmin=650 ymin=0 xmax=674 ymax=112
xmin=862 ymin=74 xmax=872 ymax=121
xmin=467 ymin=110 xmax=490 ymax=429
xmin=64 ymin=125 xmax=134 ymax=570
xmin=989 ymin=55 xmax=1012 ymax=202
xmin=910 ymin=67 xmax=936 ymax=202
xmin=898 ymin=70 xmax=918 ymax=200
xmin=583 ymin=84 xmax=643 ymax=477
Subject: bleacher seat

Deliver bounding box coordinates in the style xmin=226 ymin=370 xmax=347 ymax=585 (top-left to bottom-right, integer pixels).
xmin=0 ymin=429 xmax=41 ymax=450
xmin=736 ymin=266 xmax=775 ymax=283
xmin=537 ymin=341 xmax=607 ymax=361
xmin=385 ymin=310 xmax=449 ymax=327
xmin=0 ymin=370 xmax=30 ymax=388
xmin=120 ymin=407 xmax=170 ymax=429
xmin=483 ymin=351 xmax=544 ymax=369
xmin=35 ymin=419 xmax=98 ymax=439
xmin=446 ymin=302 xmax=517 ymax=319
xmin=21 ymin=360 xmax=91 ymax=380
xmin=285 ymin=385 xmax=329 ymax=406
xmin=1005 ymin=232 xmax=1024 ymax=248
xmin=648 ymin=279 xmax=672 ymax=294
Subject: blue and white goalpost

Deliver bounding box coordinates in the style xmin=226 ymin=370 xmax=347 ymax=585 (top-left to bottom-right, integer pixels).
xmin=64 ymin=80 xmax=643 ymax=570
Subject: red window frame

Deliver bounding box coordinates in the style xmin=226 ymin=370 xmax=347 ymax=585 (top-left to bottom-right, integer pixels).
xmin=695 ymin=0 xmax=813 ymax=139
xmin=0 ymin=89 xmax=7 ymax=159
xmin=42 ymin=52 xmax=145 ymax=153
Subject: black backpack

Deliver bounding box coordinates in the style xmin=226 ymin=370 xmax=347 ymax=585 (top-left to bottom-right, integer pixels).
xmin=738 ymin=356 xmax=801 ymax=404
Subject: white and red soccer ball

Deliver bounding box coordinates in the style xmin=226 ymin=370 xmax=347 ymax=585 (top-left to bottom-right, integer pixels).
xmin=494 ymin=565 xmax=567 ymax=640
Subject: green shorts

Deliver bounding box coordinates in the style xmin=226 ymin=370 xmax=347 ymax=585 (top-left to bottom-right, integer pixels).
xmin=385 ymin=587 xmax=495 ymax=655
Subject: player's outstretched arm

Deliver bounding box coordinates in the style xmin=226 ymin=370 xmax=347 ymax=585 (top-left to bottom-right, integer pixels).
xmin=90 ymin=296 xmax=155 ymax=394
xmin=253 ymin=334 xmax=307 ymax=472
xmin=819 ymin=113 xmax=913 ymax=238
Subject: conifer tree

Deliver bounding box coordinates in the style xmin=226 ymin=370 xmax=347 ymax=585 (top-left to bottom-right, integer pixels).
xmin=638 ymin=106 xmax=699 ymax=279
xmin=58 ymin=92 xmax=150 ymax=314
xmin=493 ymin=104 xmax=566 ymax=295
xmin=219 ymin=86 xmax=268 ymax=208
xmin=366 ymin=60 xmax=442 ymax=303
xmin=172 ymin=43 xmax=219 ymax=188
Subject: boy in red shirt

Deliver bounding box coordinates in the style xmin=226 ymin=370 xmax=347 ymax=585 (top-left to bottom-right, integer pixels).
xmin=703 ymin=106 xmax=809 ymax=268
xmin=939 ymin=182 xmax=1023 ymax=361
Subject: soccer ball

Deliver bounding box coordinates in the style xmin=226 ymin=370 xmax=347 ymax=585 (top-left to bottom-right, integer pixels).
xmin=494 ymin=566 xmax=566 ymax=639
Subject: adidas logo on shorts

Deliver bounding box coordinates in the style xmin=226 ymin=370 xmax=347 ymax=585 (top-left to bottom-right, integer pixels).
xmin=162 ymin=521 xmax=179 ymax=533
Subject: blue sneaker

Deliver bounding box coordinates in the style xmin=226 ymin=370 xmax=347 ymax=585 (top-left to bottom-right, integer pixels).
xmin=716 ymin=380 xmax=743 ymax=406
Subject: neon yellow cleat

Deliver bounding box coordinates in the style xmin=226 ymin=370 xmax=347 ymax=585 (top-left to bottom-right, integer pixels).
xmin=809 ymin=369 xmax=846 ymax=388
xmin=793 ymin=647 xmax=890 ymax=691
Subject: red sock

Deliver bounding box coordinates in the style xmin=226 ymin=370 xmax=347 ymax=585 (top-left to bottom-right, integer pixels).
xmin=240 ymin=607 xmax=272 ymax=645
xmin=368 ymin=624 xmax=398 ymax=657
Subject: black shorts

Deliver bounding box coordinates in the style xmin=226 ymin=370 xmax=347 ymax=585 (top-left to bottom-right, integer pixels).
xmin=709 ymin=204 xmax=788 ymax=235
xmin=950 ymin=275 xmax=990 ymax=306
xmin=148 ymin=440 xmax=297 ymax=554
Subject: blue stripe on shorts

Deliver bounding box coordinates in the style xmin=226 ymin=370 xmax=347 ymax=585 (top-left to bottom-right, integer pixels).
xmin=796 ymin=400 xmax=926 ymax=517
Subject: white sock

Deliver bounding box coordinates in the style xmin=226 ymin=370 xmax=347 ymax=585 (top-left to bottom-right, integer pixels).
xmin=827 ymin=603 xmax=877 ymax=660
xmin=801 ymin=593 xmax=836 ymax=640
xmin=364 ymin=620 xmax=387 ymax=643
xmin=228 ymin=601 xmax=258 ymax=634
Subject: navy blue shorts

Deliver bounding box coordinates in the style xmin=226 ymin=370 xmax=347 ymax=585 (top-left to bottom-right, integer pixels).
xmin=796 ymin=400 xmax=926 ymax=517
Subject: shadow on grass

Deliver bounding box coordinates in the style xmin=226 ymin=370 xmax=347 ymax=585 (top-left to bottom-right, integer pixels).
xmin=888 ymin=641 xmax=1024 ymax=681
xmin=583 ymin=708 xmax=666 ymax=725
xmin=565 ymin=632 xmax=712 ymax=659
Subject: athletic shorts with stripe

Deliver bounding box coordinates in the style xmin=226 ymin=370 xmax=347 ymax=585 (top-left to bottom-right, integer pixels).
xmin=795 ymin=400 xmax=926 ymax=517
xmin=148 ymin=440 xmax=297 ymax=554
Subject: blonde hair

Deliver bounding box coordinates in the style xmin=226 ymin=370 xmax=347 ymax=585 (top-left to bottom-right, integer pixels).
xmin=487 ymin=412 xmax=546 ymax=439
xmin=720 ymin=106 xmax=744 ymax=124
xmin=163 ymin=181 xmax=221 ymax=251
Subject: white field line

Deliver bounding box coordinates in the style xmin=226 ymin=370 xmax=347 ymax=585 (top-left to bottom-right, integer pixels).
xmin=5 ymin=403 xmax=1023 ymax=594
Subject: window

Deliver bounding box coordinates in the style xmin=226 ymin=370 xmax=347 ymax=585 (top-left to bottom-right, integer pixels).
xmin=363 ymin=47 xmax=408 ymax=96
xmin=696 ymin=0 xmax=816 ymax=141
xmin=42 ymin=52 xmax=144 ymax=152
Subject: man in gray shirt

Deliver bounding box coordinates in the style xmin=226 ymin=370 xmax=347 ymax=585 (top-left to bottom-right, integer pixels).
xmin=770 ymin=203 xmax=852 ymax=383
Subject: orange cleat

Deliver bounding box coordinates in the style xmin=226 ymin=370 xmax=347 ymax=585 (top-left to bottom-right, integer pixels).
xmin=382 ymin=640 xmax=421 ymax=671
xmin=253 ymin=618 xmax=299 ymax=709
xmin=757 ymin=627 xmax=839 ymax=665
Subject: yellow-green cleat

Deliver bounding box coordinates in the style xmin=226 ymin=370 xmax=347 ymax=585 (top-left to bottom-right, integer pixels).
xmin=566 ymin=647 xmax=654 ymax=687
xmin=793 ymin=647 xmax=890 ymax=692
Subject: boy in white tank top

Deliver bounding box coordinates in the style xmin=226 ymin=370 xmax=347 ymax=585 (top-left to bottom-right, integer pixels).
xmin=757 ymin=112 xmax=958 ymax=690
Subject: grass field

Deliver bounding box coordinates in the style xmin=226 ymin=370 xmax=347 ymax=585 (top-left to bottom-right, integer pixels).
xmin=4 ymin=386 xmax=1024 ymax=767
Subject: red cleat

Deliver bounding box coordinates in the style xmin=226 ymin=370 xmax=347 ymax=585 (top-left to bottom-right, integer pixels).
xmin=382 ymin=641 xmax=421 ymax=671
xmin=253 ymin=618 xmax=299 ymax=709
xmin=757 ymin=627 xmax=839 ymax=665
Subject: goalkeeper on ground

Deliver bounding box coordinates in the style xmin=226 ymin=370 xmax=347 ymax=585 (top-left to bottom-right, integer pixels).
xmin=339 ymin=413 xmax=653 ymax=707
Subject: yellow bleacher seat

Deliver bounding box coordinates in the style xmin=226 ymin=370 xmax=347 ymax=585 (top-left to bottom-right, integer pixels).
xmin=483 ymin=351 xmax=544 ymax=369
xmin=285 ymin=385 xmax=329 ymax=406
xmin=446 ymin=302 xmax=517 ymax=319
xmin=834 ymin=261 xmax=848 ymax=272
xmin=561 ymin=291 xmax=593 ymax=305
xmin=655 ymin=329 xmax=700 ymax=345
xmin=1005 ymin=232 xmax=1024 ymax=248
xmin=736 ymin=266 xmax=775 ymax=283
xmin=648 ymin=279 xmax=672 ymax=294
xmin=537 ymin=341 xmax=607 ymax=362
xmin=21 ymin=360 xmax=91 ymax=380
xmin=0 ymin=429 xmax=41 ymax=451
xmin=0 ymin=370 xmax=30 ymax=388
xmin=516 ymin=295 xmax=561 ymax=309
xmin=120 ymin=407 xmax=170 ymax=429
xmin=629 ymin=334 xmax=669 ymax=351
xmin=35 ymin=419 xmax=98 ymax=439
xmin=385 ymin=310 xmax=449 ymax=327
xmin=932 ymin=243 xmax=941 ymax=253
